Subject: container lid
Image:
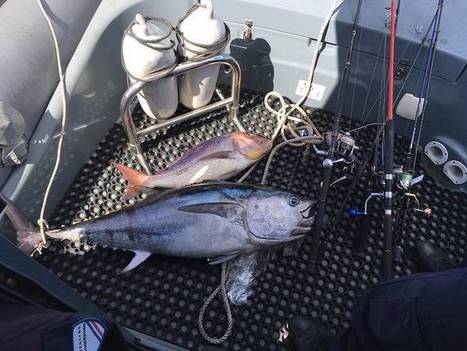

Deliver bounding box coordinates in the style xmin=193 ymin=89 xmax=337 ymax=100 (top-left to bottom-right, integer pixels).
xmin=130 ymin=14 xmax=173 ymax=47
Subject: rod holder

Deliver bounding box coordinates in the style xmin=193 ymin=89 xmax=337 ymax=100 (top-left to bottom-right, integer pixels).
xmin=120 ymin=53 xmax=243 ymax=175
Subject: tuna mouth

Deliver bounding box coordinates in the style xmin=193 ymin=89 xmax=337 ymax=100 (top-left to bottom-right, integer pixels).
xmin=300 ymin=200 xmax=316 ymax=219
xmin=293 ymin=200 xmax=316 ymax=236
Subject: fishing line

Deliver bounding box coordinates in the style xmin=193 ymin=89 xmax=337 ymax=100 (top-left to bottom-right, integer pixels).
xmin=406 ymin=18 xmax=437 ymax=163
xmin=357 ymin=7 xmax=438 ymax=130
xmin=347 ymin=122 xmax=384 ymax=134
xmin=411 ymin=0 xmax=443 ymax=170
xmin=261 ymin=136 xmax=321 ymax=185
xmin=359 ymin=28 xmax=386 ymax=128
xmin=33 ymin=0 xmax=68 ymax=253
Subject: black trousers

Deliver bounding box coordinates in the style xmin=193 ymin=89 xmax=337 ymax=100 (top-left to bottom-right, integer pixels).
xmin=0 ymin=302 xmax=128 ymax=351
xmin=331 ymin=267 xmax=467 ymax=351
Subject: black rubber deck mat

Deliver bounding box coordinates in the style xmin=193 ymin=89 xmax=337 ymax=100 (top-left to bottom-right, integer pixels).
xmin=37 ymin=92 xmax=467 ymax=350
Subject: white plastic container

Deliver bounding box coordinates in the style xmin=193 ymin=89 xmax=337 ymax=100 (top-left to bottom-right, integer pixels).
xmin=122 ymin=14 xmax=178 ymax=119
xmin=177 ymin=0 xmax=226 ymax=109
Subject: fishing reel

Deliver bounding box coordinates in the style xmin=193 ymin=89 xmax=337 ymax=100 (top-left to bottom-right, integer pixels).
xmin=313 ymin=130 xmax=359 ymax=188
xmin=348 ymin=192 xmax=383 ymax=218
xmin=315 ymin=131 xmax=358 ymax=161
xmin=392 ymin=168 xmax=431 ymax=215
xmin=402 ymin=192 xmax=432 ymax=217
xmin=322 ymin=131 xmax=360 ymax=187
xmin=323 ymin=131 xmax=359 ymax=161
xmin=394 ymin=166 xmax=424 ymax=190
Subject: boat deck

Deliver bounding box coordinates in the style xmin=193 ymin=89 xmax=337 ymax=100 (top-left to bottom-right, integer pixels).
xmin=38 ymin=92 xmax=467 ymax=350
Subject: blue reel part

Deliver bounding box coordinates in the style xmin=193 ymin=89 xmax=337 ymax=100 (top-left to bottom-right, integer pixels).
xmin=348 ymin=208 xmax=365 ymax=218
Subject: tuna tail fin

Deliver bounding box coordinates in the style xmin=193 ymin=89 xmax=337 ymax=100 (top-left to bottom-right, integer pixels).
xmin=0 ymin=194 xmax=42 ymax=255
xmin=113 ymin=163 xmax=151 ymax=201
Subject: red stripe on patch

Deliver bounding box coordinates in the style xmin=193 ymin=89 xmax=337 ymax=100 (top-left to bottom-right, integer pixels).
xmin=91 ymin=320 xmax=104 ymax=337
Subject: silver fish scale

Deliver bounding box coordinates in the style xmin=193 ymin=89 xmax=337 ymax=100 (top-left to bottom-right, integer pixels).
xmin=36 ymin=92 xmax=467 ymax=351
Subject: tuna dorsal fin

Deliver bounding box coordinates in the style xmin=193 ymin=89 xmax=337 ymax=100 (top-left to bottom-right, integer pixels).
xmin=120 ymin=250 xmax=151 ymax=274
xmin=178 ymin=202 xmax=244 ymax=222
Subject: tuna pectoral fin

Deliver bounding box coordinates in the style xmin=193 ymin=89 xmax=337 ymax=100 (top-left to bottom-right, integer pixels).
xmin=120 ymin=250 xmax=151 ymax=274
xmin=179 ymin=202 xmax=244 ymax=222
xmin=122 ymin=185 xmax=160 ymax=201
xmin=207 ymin=252 xmax=240 ymax=265
xmin=122 ymin=186 xmax=140 ymax=201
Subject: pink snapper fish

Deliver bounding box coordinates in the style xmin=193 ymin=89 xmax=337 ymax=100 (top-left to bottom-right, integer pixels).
xmin=114 ymin=132 xmax=272 ymax=200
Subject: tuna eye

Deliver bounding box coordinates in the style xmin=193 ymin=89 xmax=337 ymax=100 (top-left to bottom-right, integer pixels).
xmin=289 ymin=196 xmax=300 ymax=207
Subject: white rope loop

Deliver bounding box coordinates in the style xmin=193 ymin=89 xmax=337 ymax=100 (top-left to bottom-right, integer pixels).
xmin=198 ymin=263 xmax=233 ymax=344
xmin=35 ymin=0 xmax=68 ymax=252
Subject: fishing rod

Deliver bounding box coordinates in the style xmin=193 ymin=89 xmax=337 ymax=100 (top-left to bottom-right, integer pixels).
xmin=309 ymin=0 xmax=363 ymax=271
xmin=334 ymin=5 xmax=441 ymax=251
xmin=393 ymin=0 xmax=443 ymax=258
xmin=382 ymin=0 xmax=397 ymax=280
xmin=352 ymin=126 xmax=384 ymax=254
xmin=405 ymin=0 xmax=444 ymax=173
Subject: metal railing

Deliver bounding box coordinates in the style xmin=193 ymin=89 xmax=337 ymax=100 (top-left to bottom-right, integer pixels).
xmin=120 ymin=53 xmax=243 ymax=174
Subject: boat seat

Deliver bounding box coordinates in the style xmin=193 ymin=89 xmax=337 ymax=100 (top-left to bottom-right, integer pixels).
xmin=0 ymin=0 xmax=102 ymax=188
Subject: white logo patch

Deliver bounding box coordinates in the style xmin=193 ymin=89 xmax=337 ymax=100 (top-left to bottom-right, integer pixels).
xmin=73 ymin=318 xmax=107 ymax=351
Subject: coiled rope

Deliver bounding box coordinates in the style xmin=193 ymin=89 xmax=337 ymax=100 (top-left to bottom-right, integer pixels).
xmin=198 ymin=263 xmax=232 ymax=344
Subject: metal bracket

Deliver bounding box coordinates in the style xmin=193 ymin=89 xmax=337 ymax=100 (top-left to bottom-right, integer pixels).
xmin=120 ymin=53 xmax=243 ymax=175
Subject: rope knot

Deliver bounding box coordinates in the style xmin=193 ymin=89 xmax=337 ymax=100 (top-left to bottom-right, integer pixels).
xmin=37 ymin=218 xmax=50 ymax=230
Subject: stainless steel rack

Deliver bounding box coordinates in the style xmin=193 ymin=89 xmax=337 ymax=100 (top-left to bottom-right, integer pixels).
xmin=120 ymin=53 xmax=243 ymax=174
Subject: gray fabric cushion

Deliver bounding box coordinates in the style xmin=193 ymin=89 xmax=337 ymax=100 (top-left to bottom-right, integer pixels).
xmin=0 ymin=0 xmax=101 ymax=187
